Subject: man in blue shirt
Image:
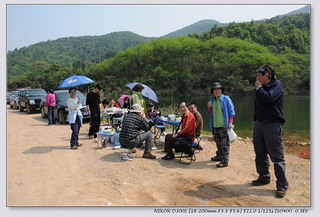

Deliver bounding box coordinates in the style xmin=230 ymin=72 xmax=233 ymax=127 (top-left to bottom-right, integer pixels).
xmin=252 ymin=64 xmax=289 ymax=198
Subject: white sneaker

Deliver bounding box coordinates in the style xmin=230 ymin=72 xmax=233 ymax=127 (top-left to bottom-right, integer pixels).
xmin=113 ymin=145 xmax=121 ymax=150
xmin=161 ymin=132 xmax=166 ymax=136
xmin=152 ymin=146 xmax=157 ymax=150
xmin=122 ymin=155 xmax=133 ymax=161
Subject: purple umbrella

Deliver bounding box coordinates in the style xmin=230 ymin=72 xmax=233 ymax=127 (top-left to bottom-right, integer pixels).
xmin=126 ymin=83 xmax=158 ymax=103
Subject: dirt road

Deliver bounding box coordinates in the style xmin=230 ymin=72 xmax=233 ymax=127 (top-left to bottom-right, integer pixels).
xmin=7 ymin=106 xmax=310 ymax=206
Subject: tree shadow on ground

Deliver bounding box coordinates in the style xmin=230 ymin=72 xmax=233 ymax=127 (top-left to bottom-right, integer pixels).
xmin=184 ymin=180 xmax=276 ymax=204
xmin=23 ymin=146 xmax=70 ymax=154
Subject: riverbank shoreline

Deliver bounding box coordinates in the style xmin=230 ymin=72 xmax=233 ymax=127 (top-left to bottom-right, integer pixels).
xmin=199 ymin=129 xmax=310 ymax=158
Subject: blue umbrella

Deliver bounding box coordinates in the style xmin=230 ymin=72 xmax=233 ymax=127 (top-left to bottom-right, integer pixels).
xmin=126 ymin=83 xmax=158 ymax=103
xmin=57 ymin=75 xmax=94 ymax=89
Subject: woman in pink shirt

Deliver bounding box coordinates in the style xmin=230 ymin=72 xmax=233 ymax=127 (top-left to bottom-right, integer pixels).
xmin=46 ymin=89 xmax=56 ymax=125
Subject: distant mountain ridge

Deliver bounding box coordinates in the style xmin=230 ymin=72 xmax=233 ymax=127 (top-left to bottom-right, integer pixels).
xmin=286 ymin=5 xmax=310 ymax=15
xmin=161 ymin=6 xmax=309 ymax=38
xmin=7 ymin=31 xmax=155 ymax=77
xmin=162 ymin=19 xmax=226 ymax=38
xmin=7 ymin=6 xmax=310 ymax=79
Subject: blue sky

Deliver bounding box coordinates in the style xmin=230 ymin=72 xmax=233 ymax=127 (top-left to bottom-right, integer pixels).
xmin=7 ymin=4 xmax=306 ymax=51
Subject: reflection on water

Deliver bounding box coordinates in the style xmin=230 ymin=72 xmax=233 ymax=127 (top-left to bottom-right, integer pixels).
xmin=157 ymin=94 xmax=310 ymax=136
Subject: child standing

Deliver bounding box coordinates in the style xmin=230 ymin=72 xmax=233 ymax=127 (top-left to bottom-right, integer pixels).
xmin=207 ymin=82 xmax=235 ymax=167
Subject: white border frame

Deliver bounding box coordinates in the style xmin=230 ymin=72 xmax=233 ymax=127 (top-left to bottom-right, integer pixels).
xmin=1 ymin=1 xmax=318 ymax=217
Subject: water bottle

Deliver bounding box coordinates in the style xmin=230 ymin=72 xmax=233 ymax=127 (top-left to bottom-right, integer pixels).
xmin=112 ymin=129 xmax=121 ymax=149
xmin=101 ymin=139 xmax=106 ymax=148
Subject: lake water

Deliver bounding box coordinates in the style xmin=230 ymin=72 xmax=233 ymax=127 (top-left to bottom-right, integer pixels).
xmin=156 ymin=94 xmax=310 ymax=138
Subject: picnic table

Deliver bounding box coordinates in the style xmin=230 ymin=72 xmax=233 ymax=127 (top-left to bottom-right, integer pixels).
xmin=101 ymin=108 xmax=128 ymax=125
xmin=153 ymin=118 xmax=181 ymax=134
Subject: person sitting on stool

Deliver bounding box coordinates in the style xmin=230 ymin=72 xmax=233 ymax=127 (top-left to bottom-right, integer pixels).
xmin=147 ymin=103 xmax=165 ymax=135
xmin=119 ymin=104 xmax=156 ymax=159
xmin=161 ymin=102 xmax=196 ymax=160
xmin=188 ymin=102 xmax=203 ymax=150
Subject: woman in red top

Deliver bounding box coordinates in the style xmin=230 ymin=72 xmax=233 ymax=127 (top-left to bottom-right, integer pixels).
xmin=162 ymin=102 xmax=196 ymax=160
xmin=109 ymin=99 xmax=120 ymax=108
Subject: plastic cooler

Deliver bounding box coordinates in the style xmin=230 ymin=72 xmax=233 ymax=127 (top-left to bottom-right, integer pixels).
xmin=97 ymin=131 xmax=114 ymax=147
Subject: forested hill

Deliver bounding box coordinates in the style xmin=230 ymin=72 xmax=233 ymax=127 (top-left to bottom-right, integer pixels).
xmin=87 ymin=36 xmax=309 ymax=99
xmin=189 ymin=13 xmax=310 ymax=54
xmin=7 ymin=31 xmax=155 ymax=78
xmin=162 ymin=19 xmax=226 ymax=38
xmin=7 ymin=13 xmax=309 ymax=96
xmin=286 ymin=5 xmax=310 ymax=16
xmin=162 ymin=5 xmax=309 ymax=38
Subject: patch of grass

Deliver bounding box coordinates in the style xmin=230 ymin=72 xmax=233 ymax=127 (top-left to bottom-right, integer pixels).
xmin=234 ymin=129 xmax=253 ymax=139
xmin=201 ymin=129 xmax=310 ymax=141
xmin=284 ymin=131 xmax=310 ymax=143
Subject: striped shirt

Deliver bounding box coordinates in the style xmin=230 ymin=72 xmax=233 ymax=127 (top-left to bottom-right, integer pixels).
xmin=119 ymin=113 xmax=150 ymax=147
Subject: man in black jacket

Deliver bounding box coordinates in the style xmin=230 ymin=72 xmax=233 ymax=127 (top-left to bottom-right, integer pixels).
xmin=86 ymin=84 xmax=102 ymax=139
xmin=252 ymin=64 xmax=289 ymax=198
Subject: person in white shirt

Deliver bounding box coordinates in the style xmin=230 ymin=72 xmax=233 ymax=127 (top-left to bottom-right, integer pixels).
xmin=67 ymin=87 xmax=83 ymax=150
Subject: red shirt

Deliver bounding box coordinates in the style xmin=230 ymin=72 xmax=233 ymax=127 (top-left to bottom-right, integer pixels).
xmin=111 ymin=102 xmax=120 ymax=108
xmin=178 ymin=111 xmax=196 ymax=141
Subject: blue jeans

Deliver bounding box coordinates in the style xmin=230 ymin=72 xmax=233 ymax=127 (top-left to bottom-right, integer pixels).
xmin=70 ymin=115 xmax=81 ymax=147
xmin=48 ymin=106 xmax=56 ymax=124
xmin=253 ymin=121 xmax=289 ymax=191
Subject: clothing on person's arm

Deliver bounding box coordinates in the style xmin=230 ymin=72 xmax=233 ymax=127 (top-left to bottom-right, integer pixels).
xmin=177 ymin=112 xmax=196 ymax=140
xmin=67 ymin=98 xmax=82 ymax=110
xmin=86 ymin=92 xmax=91 ymax=107
xmin=139 ymin=118 xmax=150 ymax=132
xmin=256 ymin=80 xmax=283 ymax=104
xmin=229 ymin=116 xmax=233 ymax=124
xmin=131 ymin=93 xmax=139 ymax=105
xmin=194 ymin=112 xmax=203 ymax=136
